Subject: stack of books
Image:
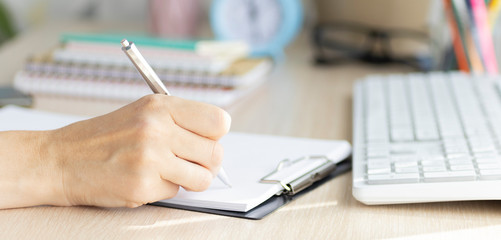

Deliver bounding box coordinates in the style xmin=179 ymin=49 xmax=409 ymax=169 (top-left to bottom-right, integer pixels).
xmin=442 ymin=0 xmax=501 ymax=73
xmin=13 ymin=33 xmax=272 ymax=107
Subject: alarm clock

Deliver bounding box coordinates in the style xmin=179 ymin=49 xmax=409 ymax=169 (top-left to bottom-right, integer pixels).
xmin=210 ymin=0 xmax=303 ymax=57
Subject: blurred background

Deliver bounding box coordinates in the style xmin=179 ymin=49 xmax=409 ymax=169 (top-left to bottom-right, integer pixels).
xmin=9 ymin=0 xmax=501 ymax=109
xmin=0 ymin=0 xmax=431 ymax=40
xmin=0 ymin=0 xmax=435 ymax=68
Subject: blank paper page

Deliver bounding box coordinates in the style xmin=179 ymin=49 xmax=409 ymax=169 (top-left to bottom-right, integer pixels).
xmin=0 ymin=105 xmax=87 ymax=131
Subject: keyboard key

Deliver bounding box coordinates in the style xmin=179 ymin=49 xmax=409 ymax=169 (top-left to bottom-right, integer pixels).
xmin=422 ymin=166 xmax=447 ymax=172
xmin=367 ymin=149 xmax=389 ymax=158
xmin=450 ymin=165 xmax=474 ymax=171
xmin=367 ymin=160 xmax=390 ymax=168
xmin=477 ymin=163 xmax=501 ymax=170
xmin=421 ymin=159 xmax=446 ymax=167
xmin=367 ymin=160 xmax=391 ymax=174
xmin=367 ymin=134 xmax=389 ymax=142
xmin=394 ymin=161 xmax=418 ymax=168
xmin=473 ymin=151 xmax=498 ymax=158
xmin=422 ymin=155 xmax=446 ymax=161
xmin=416 ymin=129 xmax=440 ymax=141
xmin=423 ymin=171 xmax=476 ymax=182
xmin=391 ymin=129 xmax=414 ymax=141
xmin=465 ymin=127 xmax=491 ymax=137
xmin=446 ymin=153 xmax=469 ymax=159
xmin=367 ymin=173 xmax=420 ymax=184
xmin=367 ymin=168 xmax=391 ymax=174
xmin=444 ymin=146 xmax=469 ymax=154
xmin=448 ymin=158 xmax=473 ymax=165
xmin=391 ymin=156 xmax=419 ymax=163
xmin=468 ymin=138 xmax=495 ymax=146
xmin=390 ymin=147 xmax=416 ymax=155
xmin=395 ymin=166 xmax=419 ymax=173
xmin=471 ymin=145 xmax=496 ymax=153
xmin=420 ymin=148 xmax=444 ymax=156
xmin=479 ymin=169 xmax=501 ymax=180
xmin=440 ymin=127 xmax=464 ymax=138
xmin=367 ymin=142 xmax=389 ymax=147
xmin=443 ymin=138 xmax=468 ymax=145
xmin=475 ymin=157 xmax=501 ymax=164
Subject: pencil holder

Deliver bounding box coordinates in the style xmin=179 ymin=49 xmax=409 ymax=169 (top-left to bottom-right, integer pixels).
xmin=436 ymin=0 xmax=501 ymax=73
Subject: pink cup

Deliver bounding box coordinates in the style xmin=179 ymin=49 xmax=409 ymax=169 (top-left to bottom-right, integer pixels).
xmin=149 ymin=0 xmax=202 ymax=39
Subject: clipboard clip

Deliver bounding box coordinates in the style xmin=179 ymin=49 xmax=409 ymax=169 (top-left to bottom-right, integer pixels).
xmin=259 ymin=155 xmax=337 ymax=196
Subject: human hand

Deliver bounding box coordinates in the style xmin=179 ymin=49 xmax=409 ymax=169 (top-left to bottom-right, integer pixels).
xmin=42 ymin=95 xmax=230 ymax=208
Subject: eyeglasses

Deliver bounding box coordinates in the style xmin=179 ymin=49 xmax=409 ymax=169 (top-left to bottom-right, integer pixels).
xmin=312 ymin=21 xmax=433 ymax=71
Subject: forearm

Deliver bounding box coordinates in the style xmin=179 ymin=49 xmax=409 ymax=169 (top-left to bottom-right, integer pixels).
xmin=0 ymin=95 xmax=230 ymax=209
xmin=0 ymin=130 xmax=68 ymax=209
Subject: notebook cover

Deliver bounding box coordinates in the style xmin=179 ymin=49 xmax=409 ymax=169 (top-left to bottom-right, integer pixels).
xmin=150 ymin=157 xmax=352 ymax=220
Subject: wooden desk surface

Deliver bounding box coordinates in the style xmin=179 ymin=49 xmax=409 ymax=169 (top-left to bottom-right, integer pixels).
xmin=2 ymin=22 xmax=501 ymax=240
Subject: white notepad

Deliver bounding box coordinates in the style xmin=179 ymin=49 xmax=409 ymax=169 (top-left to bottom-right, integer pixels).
xmin=0 ymin=106 xmax=351 ymax=212
xmin=160 ymin=133 xmax=351 ymax=212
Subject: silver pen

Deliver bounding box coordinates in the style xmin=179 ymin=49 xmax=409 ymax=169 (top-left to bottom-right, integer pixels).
xmin=121 ymin=39 xmax=232 ymax=188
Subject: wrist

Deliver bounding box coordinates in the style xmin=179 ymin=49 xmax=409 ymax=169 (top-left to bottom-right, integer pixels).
xmin=0 ymin=130 xmax=70 ymax=208
xmin=38 ymin=129 xmax=72 ymax=206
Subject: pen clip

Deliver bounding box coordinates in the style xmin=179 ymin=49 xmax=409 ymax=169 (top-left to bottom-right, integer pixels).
xmin=260 ymin=155 xmax=337 ymax=196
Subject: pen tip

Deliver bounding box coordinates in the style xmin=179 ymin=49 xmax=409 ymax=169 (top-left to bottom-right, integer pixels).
xmin=121 ymin=39 xmax=130 ymax=48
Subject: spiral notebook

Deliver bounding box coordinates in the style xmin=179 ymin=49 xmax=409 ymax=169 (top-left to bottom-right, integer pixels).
xmin=13 ymin=38 xmax=272 ymax=107
xmin=21 ymin=56 xmax=271 ymax=88
xmin=0 ymin=106 xmax=352 ymax=219
xmin=14 ymin=73 xmax=265 ymax=107
xmin=59 ymin=33 xmax=250 ymax=73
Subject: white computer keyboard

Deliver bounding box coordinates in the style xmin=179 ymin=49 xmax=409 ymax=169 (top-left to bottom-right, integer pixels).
xmin=352 ymin=72 xmax=501 ymax=204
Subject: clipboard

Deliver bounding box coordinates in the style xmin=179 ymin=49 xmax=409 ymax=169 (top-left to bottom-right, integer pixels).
xmin=150 ymin=156 xmax=352 ymax=220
